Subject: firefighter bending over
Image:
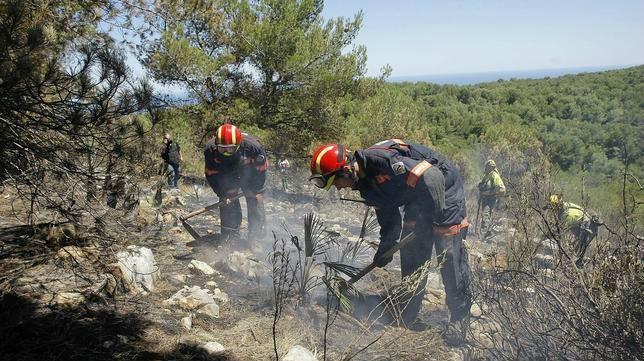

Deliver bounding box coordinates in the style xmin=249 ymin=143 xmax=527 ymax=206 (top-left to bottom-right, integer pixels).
xmin=204 ymin=123 xmax=268 ymax=241
xmin=309 ymin=139 xmax=472 ymax=342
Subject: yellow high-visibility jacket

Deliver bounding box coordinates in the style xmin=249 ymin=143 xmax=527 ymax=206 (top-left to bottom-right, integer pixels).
xmin=560 ymin=202 xmax=585 ymax=227
xmin=479 ymin=169 xmax=506 ymax=197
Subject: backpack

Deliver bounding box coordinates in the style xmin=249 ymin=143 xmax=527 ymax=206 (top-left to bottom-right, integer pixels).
xmin=166 ymin=142 xmax=181 ymax=165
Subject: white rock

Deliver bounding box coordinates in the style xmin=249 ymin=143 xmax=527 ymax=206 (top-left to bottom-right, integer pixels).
xmin=189 ymin=260 xmax=215 ymax=275
xmin=470 ymin=303 xmax=482 ymax=317
xmin=102 ymin=341 xmax=114 ymax=349
xmin=163 ymin=286 xmax=220 ymax=318
xmin=181 ymin=315 xmax=192 ymax=330
xmin=212 ymin=288 xmax=229 ymax=303
xmin=200 ymin=341 xmax=225 ymax=355
xmin=167 ymin=274 xmax=187 ymax=287
xmin=225 ymin=251 xmax=264 ymax=278
xmin=54 ymin=292 xmax=85 ymax=307
xmin=200 ymin=303 xmax=220 ymax=318
xmin=283 ymin=345 xmax=317 ymax=361
xmin=205 ymin=280 xmax=218 ymax=287
xmin=115 ymin=246 xmax=161 ymax=293
xmin=426 ymin=271 xmax=442 ymax=290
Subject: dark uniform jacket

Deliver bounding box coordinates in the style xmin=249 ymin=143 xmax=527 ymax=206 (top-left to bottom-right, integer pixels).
xmin=354 ymin=139 xmax=467 ymax=246
xmin=204 ymin=135 xmax=267 ymax=195
xmin=162 ymin=141 xmax=181 ymax=165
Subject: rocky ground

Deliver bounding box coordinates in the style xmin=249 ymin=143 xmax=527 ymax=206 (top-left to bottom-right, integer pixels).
xmin=0 ymin=170 xmax=516 ymax=361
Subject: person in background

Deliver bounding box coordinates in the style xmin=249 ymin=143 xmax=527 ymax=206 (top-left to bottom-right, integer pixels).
xmin=548 ymin=194 xmax=599 ymax=267
xmin=477 ymin=159 xmax=506 ymax=241
xmin=278 ymin=157 xmax=291 ymax=191
xmin=161 ymin=133 xmax=183 ymax=189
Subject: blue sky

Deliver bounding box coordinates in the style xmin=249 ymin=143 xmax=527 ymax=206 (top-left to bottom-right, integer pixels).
xmin=321 ymin=0 xmax=644 ymax=77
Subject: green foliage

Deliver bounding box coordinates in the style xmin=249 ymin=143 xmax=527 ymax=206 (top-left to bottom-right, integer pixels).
xmin=364 ymin=67 xmax=643 ymax=177
xmin=138 ymin=0 xmax=366 ymax=154
xmin=343 ymin=80 xmax=428 ymax=149
xmin=130 ymin=0 xmax=641 ymax=217
xmin=336 ymin=66 xmax=642 ymax=217
xmin=0 ymin=0 xmax=151 ymax=221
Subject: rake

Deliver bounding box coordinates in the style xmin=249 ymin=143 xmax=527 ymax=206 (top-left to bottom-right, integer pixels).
xmin=179 ymin=193 xmax=244 ymax=241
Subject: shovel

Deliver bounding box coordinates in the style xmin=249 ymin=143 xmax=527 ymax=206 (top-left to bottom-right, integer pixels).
xmin=180 ymin=193 xmax=244 ymax=241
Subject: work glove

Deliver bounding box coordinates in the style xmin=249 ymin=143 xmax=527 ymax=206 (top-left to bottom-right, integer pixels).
xmin=373 ymin=240 xmax=396 ymax=267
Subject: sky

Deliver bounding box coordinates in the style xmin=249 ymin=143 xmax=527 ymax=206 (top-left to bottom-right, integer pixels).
xmin=321 ymin=0 xmax=644 ymax=77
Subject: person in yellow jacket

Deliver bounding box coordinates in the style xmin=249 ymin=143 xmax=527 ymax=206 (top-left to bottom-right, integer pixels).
xmin=549 ymin=194 xmax=599 ymax=267
xmin=477 ymin=160 xmax=506 ymax=241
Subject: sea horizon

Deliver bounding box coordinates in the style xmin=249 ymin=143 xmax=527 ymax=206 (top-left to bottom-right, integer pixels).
xmin=388 ymin=64 xmax=638 ymax=85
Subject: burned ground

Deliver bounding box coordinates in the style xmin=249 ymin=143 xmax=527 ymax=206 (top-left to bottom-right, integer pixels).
xmin=2 ymin=167 xmax=638 ymax=361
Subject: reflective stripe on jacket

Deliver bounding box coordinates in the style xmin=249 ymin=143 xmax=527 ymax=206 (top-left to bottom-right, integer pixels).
xmin=354 ymin=139 xmax=467 ymax=238
xmin=204 ymin=134 xmax=267 ymax=194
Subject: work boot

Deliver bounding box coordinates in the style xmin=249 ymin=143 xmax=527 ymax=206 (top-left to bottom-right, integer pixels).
xmin=442 ymin=316 xmax=469 ymax=347
xmin=220 ymin=229 xmax=240 ymax=243
xmin=406 ymin=319 xmax=431 ymax=332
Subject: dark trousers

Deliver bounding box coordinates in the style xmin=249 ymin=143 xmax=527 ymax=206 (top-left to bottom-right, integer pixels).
xmin=246 ymin=194 xmax=266 ymax=239
xmin=166 ymin=163 xmax=180 ymax=188
xmin=218 ymin=193 xmax=265 ymax=239
xmin=399 ymin=226 xmax=472 ymax=324
xmin=480 ymin=196 xmax=497 ymax=238
xmin=572 ymin=218 xmax=598 ymax=266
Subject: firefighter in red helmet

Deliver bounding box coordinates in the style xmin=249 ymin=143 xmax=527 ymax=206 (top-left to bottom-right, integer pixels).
xmin=204 ymin=123 xmax=268 ymax=241
xmin=310 ymin=140 xmax=471 ymax=342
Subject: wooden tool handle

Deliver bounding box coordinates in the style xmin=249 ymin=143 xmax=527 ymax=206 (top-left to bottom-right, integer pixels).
xmin=181 ymin=193 xmax=243 ymax=220
xmin=348 ymin=232 xmax=416 ymax=284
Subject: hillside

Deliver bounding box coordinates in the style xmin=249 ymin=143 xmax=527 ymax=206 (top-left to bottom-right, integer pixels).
xmin=0 ymin=1 xmax=641 ymax=360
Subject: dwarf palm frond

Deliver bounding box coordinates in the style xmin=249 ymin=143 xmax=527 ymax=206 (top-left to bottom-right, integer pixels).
xmin=303 ymin=212 xmax=334 ymax=257
xmin=323 ymin=261 xmax=362 ymax=279
xmin=359 ymin=206 xmax=379 ymax=239
xmin=340 ymin=206 xmax=376 ymax=262
xmin=322 ymin=269 xmax=357 ymax=312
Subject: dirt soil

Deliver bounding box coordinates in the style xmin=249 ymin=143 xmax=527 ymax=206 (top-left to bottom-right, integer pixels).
xmin=0 ymin=172 xmax=498 ymax=361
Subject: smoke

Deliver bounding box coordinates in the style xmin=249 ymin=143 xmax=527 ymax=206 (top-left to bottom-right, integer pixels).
xmin=186 ymin=168 xmax=415 ymax=331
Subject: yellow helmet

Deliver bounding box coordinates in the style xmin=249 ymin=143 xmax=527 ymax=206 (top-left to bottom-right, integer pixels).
xmin=549 ymin=194 xmax=560 ymax=206
xmin=485 ymin=159 xmax=496 ymax=168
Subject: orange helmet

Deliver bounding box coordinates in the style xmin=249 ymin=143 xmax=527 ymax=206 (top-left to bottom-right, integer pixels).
xmin=215 ymin=124 xmax=242 ymax=156
xmin=309 ymin=144 xmax=348 ymax=190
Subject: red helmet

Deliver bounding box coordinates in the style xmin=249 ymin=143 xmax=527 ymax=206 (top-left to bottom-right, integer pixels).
xmin=309 ymin=144 xmax=348 ymax=190
xmin=215 ymin=124 xmax=242 ymax=156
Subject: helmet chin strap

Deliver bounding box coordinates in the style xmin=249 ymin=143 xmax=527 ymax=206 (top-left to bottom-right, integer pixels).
xmin=343 ymin=158 xmax=359 ymax=189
